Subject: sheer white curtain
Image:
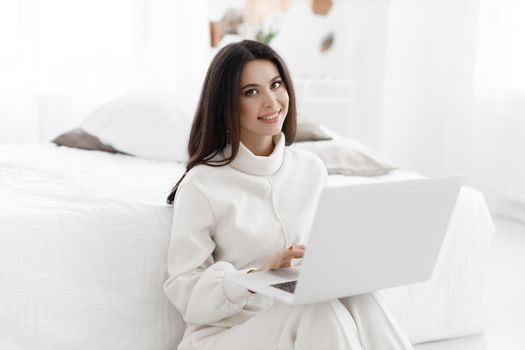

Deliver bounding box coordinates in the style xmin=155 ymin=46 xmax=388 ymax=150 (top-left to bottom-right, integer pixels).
xmin=0 ymin=0 xmax=209 ymax=143
xmin=377 ymin=0 xmax=525 ymax=220
xmin=469 ymin=0 xmax=525 ymax=219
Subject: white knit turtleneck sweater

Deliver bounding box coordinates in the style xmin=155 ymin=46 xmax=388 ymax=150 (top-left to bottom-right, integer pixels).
xmin=163 ymin=132 xmax=326 ymax=333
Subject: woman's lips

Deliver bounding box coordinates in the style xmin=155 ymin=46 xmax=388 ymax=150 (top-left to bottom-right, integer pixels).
xmin=258 ymin=109 xmax=281 ymax=123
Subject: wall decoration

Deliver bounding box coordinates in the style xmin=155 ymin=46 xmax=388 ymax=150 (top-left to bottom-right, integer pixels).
xmin=311 ymin=0 xmax=332 ymax=16
xmin=320 ymin=31 xmax=334 ymax=53
xmin=208 ymin=0 xmax=331 ymax=48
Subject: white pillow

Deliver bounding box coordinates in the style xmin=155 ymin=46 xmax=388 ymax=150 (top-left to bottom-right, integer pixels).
xmin=81 ymin=94 xmax=191 ymax=162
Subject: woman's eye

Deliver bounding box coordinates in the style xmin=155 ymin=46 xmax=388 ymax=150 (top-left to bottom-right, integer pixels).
xmin=245 ymin=89 xmax=257 ymax=97
xmin=271 ymin=81 xmax=282 ymax=89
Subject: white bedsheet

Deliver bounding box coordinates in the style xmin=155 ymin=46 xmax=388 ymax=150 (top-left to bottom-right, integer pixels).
xmin=0 ymin=144 xmax=494 ymax=349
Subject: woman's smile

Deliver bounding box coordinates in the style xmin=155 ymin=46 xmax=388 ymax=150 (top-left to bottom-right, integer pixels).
xmin=257 ymin=109 xmax=281 ymax=123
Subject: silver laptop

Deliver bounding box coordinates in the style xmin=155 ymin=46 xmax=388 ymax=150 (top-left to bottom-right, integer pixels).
xmin=224 ymin=176 xmax=463 ymax=305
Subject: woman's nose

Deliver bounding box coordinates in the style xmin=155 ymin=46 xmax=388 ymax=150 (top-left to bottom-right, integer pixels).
xmin=263 ymin=92 xmax=278 ymax=108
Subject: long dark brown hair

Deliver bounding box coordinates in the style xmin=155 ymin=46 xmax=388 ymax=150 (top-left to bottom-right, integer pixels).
xmin=167 ymin=40 xmax=297 ymax=204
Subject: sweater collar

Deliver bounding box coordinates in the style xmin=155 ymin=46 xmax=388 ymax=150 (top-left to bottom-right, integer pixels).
xmin=223 ymin=133 xmax=285 ymax=176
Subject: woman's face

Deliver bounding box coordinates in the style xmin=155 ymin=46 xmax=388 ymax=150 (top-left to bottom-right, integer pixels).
xmin=238 ymin=59 xmax=289 ymax=149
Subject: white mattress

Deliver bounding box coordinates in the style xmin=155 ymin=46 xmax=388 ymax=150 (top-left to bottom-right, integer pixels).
xmin=0 ymin=144 xmax=494 ymax=349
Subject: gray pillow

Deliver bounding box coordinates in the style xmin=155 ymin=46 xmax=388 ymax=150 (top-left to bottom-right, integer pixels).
xmin=52 ymin=128 xmax=122 ymax=154
xmin=292 ymin=138 xmax=397 ymax=176
xmin=295 ymin=120 xmax=333 ymax=142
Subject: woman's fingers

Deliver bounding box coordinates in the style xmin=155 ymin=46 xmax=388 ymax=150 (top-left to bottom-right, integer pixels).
xmin=282 ymin=247 xmax=304 ymax=259
xmin=286 ymin=244 xmax=306 ymax=251
xmin=261 ymin=246 xmax=307 ymax=271
xmin=277 ymin=247 xmax=304 ymax=267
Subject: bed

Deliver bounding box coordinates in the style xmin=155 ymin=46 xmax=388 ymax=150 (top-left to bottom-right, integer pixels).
xmin=0 ymin=139 xmax=494 ymax=349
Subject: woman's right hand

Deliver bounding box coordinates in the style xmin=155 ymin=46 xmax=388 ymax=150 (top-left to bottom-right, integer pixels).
xmin=254 ymin=245 xmax=306 ymax=273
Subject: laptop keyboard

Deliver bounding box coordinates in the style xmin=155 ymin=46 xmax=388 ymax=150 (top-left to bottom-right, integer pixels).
xmin=270 ymin=280 xmax=297 ymax=294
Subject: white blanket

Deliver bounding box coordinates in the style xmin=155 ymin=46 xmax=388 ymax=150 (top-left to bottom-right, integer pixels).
xmin=0 ymin=144 xmax=494 ymax=349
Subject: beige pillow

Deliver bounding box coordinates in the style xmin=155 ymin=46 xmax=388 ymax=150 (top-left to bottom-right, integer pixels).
xmin=295 ymin=120 xmax=333 ymax=142
xmin=292 ymin=138 xmax=397 ymax=176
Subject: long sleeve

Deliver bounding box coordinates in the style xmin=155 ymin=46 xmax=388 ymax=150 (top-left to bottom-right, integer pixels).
xmin=163 ymin=183 xmax=254 ymax=326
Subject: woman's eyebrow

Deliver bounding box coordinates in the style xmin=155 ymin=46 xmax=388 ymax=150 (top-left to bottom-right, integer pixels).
xmin=241 ymin=75 xmax=281 ymax=90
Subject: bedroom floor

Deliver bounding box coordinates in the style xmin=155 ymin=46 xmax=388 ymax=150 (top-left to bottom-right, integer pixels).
xmin=414 ymin=215 xmax=525 ymax=350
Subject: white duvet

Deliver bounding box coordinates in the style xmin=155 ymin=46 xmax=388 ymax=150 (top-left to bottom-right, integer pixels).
xmin=0 ymin=144 xmax=494 ymax=349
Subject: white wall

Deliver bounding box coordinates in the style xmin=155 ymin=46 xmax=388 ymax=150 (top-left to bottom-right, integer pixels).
xmin=380 ymin=0 xmax=479 ymax=177
xmin=270 ymin=0 xmax=391 ymax=149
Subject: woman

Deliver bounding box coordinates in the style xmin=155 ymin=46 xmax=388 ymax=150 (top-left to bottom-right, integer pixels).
xmin=164 ymin=40 xmax=413 ymax=350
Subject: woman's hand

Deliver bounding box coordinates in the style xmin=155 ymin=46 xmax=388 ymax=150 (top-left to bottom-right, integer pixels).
xmin=254 ymin=245 xmax=306 ymax=273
